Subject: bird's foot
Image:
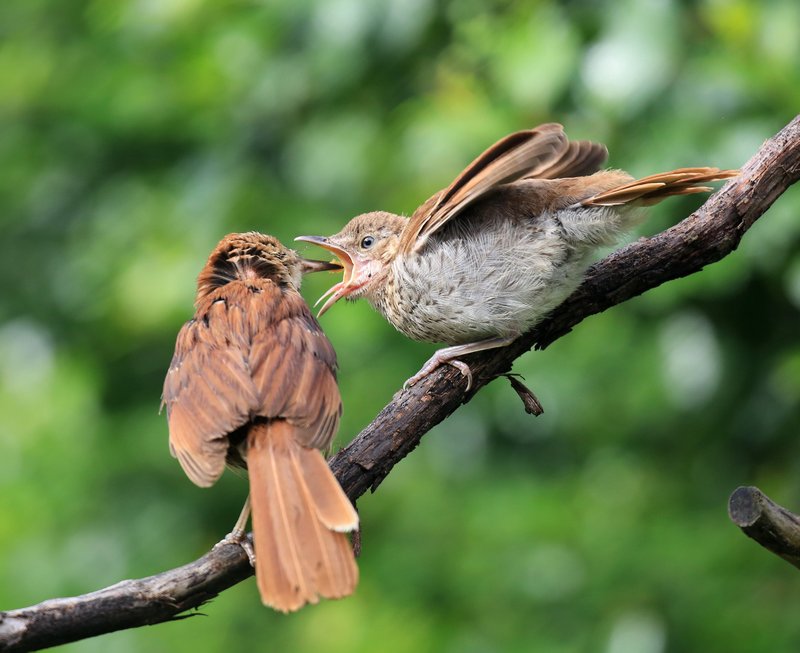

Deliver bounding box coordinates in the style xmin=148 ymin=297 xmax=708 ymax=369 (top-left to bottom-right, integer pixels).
xmin=404 ymin=354 xmax=473 ymax=391
xmin=213 ymin=495 xmax=255 ymax=565
xmin=216 ymin=527 xmax=256 ymax=567
xmin=403 ymin=337 xmax=519 ymax=392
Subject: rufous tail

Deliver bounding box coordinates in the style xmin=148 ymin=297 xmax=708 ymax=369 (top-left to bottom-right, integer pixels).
xmin=247 ymin=420 xmax=359 ymax=612
xmin=581 ymin=167 xmax=738 ymax=207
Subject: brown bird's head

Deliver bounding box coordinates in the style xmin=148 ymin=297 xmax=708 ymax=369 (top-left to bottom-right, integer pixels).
xmin=296 ymin=211 xmax=406 ymax=316
xmin=196 ymin=231 xmax=341 ymax=303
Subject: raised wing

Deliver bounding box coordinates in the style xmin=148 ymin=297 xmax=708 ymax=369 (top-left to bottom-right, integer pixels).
xmin=162 ymin=282 xmax=341 ymax=487
xmin=398 ymin=124 xmax=608 ymax=255
xmin=527 ymin=138 xmax=608 ymax=180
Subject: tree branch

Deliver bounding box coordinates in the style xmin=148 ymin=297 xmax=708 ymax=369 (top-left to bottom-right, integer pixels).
xmin=330 ymin=113 xmax=800 ymax=497
xmin=728 ymin=486 xmax=800 ymax=570
xmin=2 ymin=114 xmax=799 ymax=652
xmin=0 ymin=544 xmax=254 ymax=653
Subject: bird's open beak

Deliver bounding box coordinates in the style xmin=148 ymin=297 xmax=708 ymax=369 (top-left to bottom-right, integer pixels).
xmin=300 ymin=258 xmax=343 ymax=274
xmin=295 ymin=236 xmax=356 ymax=317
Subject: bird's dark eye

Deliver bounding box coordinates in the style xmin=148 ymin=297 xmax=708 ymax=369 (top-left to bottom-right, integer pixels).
xmin=360 ymin=236 xmax=375 ymax=249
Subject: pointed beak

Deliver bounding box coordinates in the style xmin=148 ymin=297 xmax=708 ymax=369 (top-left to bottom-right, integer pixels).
xmin=300 ymin=258 xmax=342 ymax=274
xmin=295 ymin=235 xmax=355 ymax=317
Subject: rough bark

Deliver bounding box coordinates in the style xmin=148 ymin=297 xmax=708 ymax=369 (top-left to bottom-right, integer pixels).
xmin=0 ymin=543 xmax=253 ymax=652
xmin=2 ymin=114 xmax=799 ymax=652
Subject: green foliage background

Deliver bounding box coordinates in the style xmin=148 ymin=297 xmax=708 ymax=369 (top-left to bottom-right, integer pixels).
xmin=2 ymin=1 xmax=800 ymax=651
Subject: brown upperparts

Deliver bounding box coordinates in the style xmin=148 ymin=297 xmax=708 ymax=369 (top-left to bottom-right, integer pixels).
xmin=162 ymin=231 xmax=359 ymax=612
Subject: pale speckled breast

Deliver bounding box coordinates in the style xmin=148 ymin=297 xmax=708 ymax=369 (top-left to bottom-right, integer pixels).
xmin=369 ymin=210 xmax=596 ymax=345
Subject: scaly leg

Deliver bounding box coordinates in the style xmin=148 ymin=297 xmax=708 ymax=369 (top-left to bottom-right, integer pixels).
xmin=404 ymin=335 xmax=518 ymax=391
xmin=216 ymin=495 xmax=256 ymax=567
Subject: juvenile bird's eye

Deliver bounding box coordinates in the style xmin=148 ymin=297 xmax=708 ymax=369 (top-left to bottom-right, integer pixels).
xmin=360 ymin=236 xmax=375 ymax=249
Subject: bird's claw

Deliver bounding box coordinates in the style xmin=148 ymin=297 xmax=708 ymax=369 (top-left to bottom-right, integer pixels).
xmin=447 ymin=360 xmax=473 ymax=391
xmin=216 ymin=528 xmax=256 ymax=567
xmin=403 ymin=356 xmax=473 ymax=391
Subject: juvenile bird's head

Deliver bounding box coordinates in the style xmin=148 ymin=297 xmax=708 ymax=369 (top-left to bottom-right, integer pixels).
xmin=196 ymin=231 xmax=341 ymax=303
xmin=296 ymin=211 xmax=406 ymax=316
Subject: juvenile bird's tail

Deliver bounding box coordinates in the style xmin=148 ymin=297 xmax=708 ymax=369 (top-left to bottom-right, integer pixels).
xmin=558 ymin=167 xmax=738 ymax=247
xmin=247 ymin=420 xmax=359 ymax=612
xmin=580 ymin=167 xmax=738 ymax=207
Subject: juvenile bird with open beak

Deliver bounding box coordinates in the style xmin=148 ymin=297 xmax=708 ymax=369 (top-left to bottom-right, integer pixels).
xmin=297 ymin=123 xmax=737 ymax=390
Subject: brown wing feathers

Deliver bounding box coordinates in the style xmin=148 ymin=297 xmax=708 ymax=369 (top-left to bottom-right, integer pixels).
xmin=400 ymin=123 xmax=609 ymax=254
xmin=249 ymin=293 xmax=341 ymax=450
xmin=397 ymin=125 xmax=736 ymax=254
xmin=430 ymin=124 xmax=565 ymax=213
xmin=529 ymin=138 xmax=608 ymax=180
xmin=163 ymin=298 xmax=259 ymax=487
xmin=163 ymin=254 xmax=357 ymax=611
xmin=400 ymin=125 xmax=564 ymax=252
xmin=165 ymin=282 xmax=342 ymax=477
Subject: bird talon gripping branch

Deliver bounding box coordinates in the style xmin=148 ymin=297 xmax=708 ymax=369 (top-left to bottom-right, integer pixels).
xmin=402 ymin=353 xmax=473 ymax=390
xmin=447 ymin=360 xmax=473 ymax=391
xmin=216 ymin=530 xmax=256 ymax=568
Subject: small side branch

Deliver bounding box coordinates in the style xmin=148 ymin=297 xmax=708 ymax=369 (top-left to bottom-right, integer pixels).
xmin=728 ymin=486 xmax=800 ymax=570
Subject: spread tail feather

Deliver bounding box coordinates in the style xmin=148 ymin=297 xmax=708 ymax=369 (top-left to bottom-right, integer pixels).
xmin=247 ymin=421 xmax=359 ymax=612
xmin=580 ymin=167 xmax=738 ymax=207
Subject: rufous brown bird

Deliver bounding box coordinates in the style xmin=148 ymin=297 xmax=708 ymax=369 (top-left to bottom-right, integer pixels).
xmin=162 ymin=232 xmax=359 ymax=613
xmin=297 ymin=123 xmax=737 ymax=389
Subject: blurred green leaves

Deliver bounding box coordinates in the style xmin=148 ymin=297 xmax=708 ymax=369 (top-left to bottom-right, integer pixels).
xmin=1 ymin=1 xmax=799 ymax=651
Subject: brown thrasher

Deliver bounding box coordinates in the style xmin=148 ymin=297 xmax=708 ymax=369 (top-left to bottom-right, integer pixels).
xmin=162 ymin=232 xmax=359 ymax=612
xmin=297 ymin=123 xmax=737 ymax=389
